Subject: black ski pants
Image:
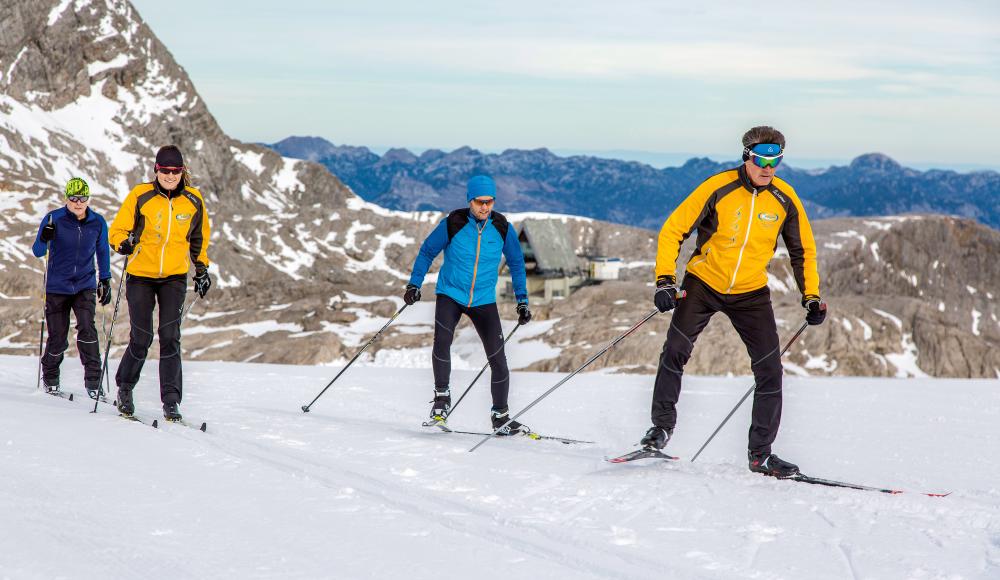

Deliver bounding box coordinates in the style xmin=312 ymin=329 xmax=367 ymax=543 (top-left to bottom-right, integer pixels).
xmin=115 ymin=275 xmax=186 ymax=405
xmin=432 ymin=294 xmax=511 ymax=410
xmin=42 ymin=290 xmax=100 ymax=386
xmin=651 ymin=274 xmax=784 ymax=454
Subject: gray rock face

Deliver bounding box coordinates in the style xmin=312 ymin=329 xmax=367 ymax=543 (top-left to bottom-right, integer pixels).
xmin=0 ymin=0 xmax=438 ymax=366
xmin=1 ymin=0 xmax=996 ymax=379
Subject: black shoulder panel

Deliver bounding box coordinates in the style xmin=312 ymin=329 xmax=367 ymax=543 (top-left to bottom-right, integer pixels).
xmin=446 ymin=209 xmax=469 ymax=241
xmin=490 ymin=211 xmax=509 ymax=241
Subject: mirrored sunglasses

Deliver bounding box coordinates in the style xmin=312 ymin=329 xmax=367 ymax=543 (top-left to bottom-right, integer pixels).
xmin=67 ymin=195 xmax=90 ymax=203
xmin=750 ymin=152 xmax=783 ymax=168
xmin=155 ymin=165 xmax=185 ymax=175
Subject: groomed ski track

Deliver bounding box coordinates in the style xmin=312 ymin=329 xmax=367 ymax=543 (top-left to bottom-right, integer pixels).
xmin=1 ymin=354 xmax=997 ymax=579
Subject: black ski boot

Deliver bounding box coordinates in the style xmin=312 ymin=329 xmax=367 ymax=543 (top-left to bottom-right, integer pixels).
xmin=428 ymin=388 xmax=451 ymax=424
xmin=163 ymin=402 xmax=182 ymax=422
xmin=748 ymin=451 xmax=800 ymax=478
xmin=116 ymin=386 xmax=134 ymax=416
xmin=43 ymin=379 xmax=60 ymax=394
xmin=491 ymin=406 xmax=530 ymax=436
xmin=85 ymin=381 xmax=103 ymax=401
xmin=640 ymin=426 xmax=673 ymax=450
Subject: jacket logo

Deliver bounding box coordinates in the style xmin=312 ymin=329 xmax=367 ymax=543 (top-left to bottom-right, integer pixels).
xmin=176 ymin=213 xmax=193 ymax=221
xmin=757 ymin=212 xmax=779 ymax=222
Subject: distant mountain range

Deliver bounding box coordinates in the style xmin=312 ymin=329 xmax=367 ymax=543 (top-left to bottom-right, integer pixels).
xmin=266 ymin=136 xmax=1000 ymax=231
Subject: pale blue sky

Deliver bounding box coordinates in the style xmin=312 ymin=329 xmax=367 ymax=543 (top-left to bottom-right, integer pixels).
xmin=131 ymin=0 xmax=1000 ymax=170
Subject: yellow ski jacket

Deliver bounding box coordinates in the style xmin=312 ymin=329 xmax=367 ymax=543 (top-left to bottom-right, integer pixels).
xmin=108 ymin=182 xmax=210 ymax=279
xmin=655 ymin=165 xmax=820 ymax=298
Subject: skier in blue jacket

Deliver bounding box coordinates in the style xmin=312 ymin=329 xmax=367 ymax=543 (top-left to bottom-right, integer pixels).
xmin=31 ymin=178 xmax=112 ymax=399
xmin=406 ymin=175 xmax=532 ymax=434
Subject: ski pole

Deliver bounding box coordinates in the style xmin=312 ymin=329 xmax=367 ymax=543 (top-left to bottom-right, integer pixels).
xmin=469 ymin=308 xmax=661 ymax=453
xmin=301 ymin=303 xmax=409 ymax=413
xmin=101 ymin=305 xmax=111 ymax=396
xmin=35 ymin=216 xmax=52 ymax=390
xmin=448 ymin=322 xmax=522 ymax=419
xmin=689 ymin=320 xmax=809 ymax=463
xmin=91 ymin=256 xmax=129 ymax=413
xmin=180 ymin=294 xmax=200 ymax=327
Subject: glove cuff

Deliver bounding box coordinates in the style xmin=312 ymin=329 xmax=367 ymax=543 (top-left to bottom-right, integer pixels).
xmin=656 ymin=275 xmax=677 ymax=288
xmin=802 ymin=294 xmax=821 ymax=308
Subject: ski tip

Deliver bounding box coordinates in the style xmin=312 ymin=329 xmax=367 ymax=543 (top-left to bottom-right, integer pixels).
xmin=199 ymin=422 xmax=207 ymax=432
xmin=68 ymin=393 xmax=74 ymax=401
xmin=152 ymin=419 xmax=159 ymax=428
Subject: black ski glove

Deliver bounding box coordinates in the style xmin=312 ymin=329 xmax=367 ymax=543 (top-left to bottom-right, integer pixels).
xmin=116 ymin=233 xmax=136 ymax=256
xmin=803 ymin=295 xmax=827 ymax=325
xmin=403 ymin=284 xmax=421 ymax=305
xmin=40 ymin=221 xmax=56 ymax=243
xmin=653 ymin=275 xmax=680 ymax=313
xmin=97 ymin=278 xmax=112 ymax=306
xmin=516 ymin=301 xmax=532 ymax=325
xmin=193 ymin=265 xmax=211 ymax=298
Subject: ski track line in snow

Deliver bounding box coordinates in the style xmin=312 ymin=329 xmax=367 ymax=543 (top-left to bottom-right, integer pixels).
xmin=181 ymin=424 xmax=673 ymax=580
xmin=835 ymin=541 xmax=861 ymax=580
xmin=207 ymin=407 xmax=847 ymax=580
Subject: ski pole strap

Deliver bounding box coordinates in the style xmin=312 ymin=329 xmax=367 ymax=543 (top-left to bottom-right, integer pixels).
xmin=689 ymin=321 xmax=809 ymax=463
xmin=470 ymin=309 xmax=660 ymax=453
xmin=449 ymin=323 xmax=521 ymax=418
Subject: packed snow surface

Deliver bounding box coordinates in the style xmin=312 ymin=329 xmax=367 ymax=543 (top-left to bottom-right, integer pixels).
xmin=1 ymin=355 xmax=997 ymax=579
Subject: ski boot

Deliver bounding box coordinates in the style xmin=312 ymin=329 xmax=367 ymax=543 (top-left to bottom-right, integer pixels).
xmin=116 ymin=386 xmax=135 ymax=417
xmin=640 ymin=426 xmax=673 ymax=450
xmin=163 ymin=402 xmax=182 ymax=422
xmin=43 ymin=379 xmax=60 ymax=394
xmin=422 ymin=388 xmax=451 ymax=429
xmin=85 ymin=380 xmax=103 ymax=401
xmin=491 ymin=406 xmax=530 ymax=436
xmin=748 ymin=451 xmax=800 ymax=479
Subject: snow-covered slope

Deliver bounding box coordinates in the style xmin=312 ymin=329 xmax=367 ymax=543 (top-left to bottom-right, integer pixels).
xmin=2 ymin=354 xmax=997 ymax=579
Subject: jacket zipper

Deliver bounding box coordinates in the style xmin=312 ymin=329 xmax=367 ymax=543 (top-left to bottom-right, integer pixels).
xmin=467 ymin=221 xmax=486 ymax=307
xmin=72 ymin=221 xmax=82 ymax=293
xmin=159 ymin=196 xmax=173 ymax=277
xmin=726 ymin=191 xmax=757 ymax=294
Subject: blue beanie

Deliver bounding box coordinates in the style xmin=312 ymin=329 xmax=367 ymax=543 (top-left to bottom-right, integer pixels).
xmin=467 ymin=175 xmax=496 ymax=202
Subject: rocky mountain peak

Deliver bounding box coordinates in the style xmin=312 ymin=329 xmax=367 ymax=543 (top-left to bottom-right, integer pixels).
xmin=849 ymin=153 xmax=903 ymax=173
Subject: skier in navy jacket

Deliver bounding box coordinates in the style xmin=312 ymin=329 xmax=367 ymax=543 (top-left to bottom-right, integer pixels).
xmin=406 ymin=175 xmax=532 ymax=434
xmin=31 ymin=178 xmax=112 ymax=398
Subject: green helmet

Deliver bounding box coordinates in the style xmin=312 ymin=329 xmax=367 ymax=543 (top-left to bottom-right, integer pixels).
xmin=64 ymin=177 xmax=90 ymax=198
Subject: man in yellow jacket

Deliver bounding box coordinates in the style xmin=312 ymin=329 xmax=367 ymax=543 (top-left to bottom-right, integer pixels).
xmin=640 ymin=126 xmax=827 ymax=478
xmin=108 ymin=145 xmax=211 ymax=422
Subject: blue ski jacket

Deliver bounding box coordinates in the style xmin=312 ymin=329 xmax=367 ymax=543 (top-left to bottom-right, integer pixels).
xmin=409 ymin=209 xmax=528 ymax=308
xmin=32 ymin=207 xmax=111 ymax=295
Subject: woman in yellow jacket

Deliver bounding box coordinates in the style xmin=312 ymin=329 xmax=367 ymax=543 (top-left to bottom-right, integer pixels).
xmin=639 ymin=126 xmax=827 ymax=478
xmin=108 ymin=145 xmax=211 ymax=421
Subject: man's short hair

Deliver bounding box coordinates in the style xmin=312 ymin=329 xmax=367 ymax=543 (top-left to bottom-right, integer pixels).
xmin=742 ymin=126 xmax=786 ymax=149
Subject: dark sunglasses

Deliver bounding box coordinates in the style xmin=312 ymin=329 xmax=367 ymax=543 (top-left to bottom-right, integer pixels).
xmin=66 ymin=195 xmax=90 ymax=203
xmin=155 ymin=165 xmax=185 ymax=175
